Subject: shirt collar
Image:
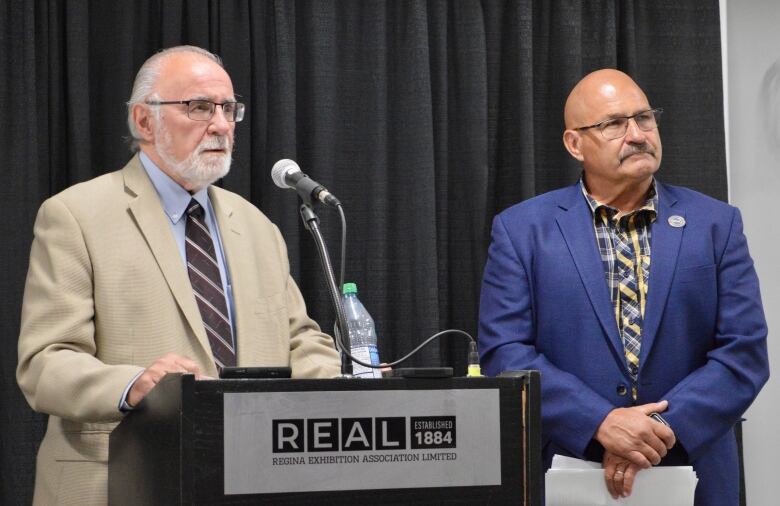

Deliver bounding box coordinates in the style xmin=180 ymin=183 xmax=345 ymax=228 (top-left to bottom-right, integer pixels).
xmin=139 ymin=151 xmax=210 ymax=224
xmin=579 ymin=176 xmax=658 ymax=220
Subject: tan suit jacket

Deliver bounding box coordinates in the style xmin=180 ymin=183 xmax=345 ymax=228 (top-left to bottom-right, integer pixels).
xmin=17 ymin=155 xmax=340 ymax=505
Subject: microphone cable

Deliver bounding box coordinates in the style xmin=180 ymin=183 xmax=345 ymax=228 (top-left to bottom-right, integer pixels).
xmin=334 ymin=326 xmax=482 ymax=378
xmin=337 ymin=203 xmax=346 ymax=291
xmin=331 ymin=203 xmax=480 ymax=376
xmin=275 ymin=160 xmax=481 ymax=378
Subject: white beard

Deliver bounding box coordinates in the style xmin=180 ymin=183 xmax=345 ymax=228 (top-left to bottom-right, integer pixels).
xmin=156 ymin=124 xmax=233 ymax=191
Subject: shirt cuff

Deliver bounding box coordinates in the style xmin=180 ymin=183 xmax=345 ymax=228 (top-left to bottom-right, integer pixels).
xmin=118 ymin=370 xmax=145 ymax=412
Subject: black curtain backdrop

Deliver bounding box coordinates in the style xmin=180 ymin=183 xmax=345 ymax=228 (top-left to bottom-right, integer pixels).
xmin=0 ymin=1 xmax=726 ymax=503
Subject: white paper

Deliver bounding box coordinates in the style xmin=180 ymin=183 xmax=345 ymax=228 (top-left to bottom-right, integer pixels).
xmin=551 ymin=454 xmax=602 ymax=470
xmin=545 ymin=454 xmax=698 ymax=506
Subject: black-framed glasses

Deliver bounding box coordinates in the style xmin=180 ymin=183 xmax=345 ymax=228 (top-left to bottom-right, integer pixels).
xmin=574 ymin=108 xmax=663 ymax=140
xmin=146 ymin=99 xmax=245 ymax=122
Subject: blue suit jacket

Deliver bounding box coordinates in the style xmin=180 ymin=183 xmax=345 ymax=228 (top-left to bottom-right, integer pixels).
xmin=479 ymin=181 xmax=768 ymax=506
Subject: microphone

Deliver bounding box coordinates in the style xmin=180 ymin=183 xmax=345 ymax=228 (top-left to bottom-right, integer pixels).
xmin=271 ymin=159 xmax=341 ymax=207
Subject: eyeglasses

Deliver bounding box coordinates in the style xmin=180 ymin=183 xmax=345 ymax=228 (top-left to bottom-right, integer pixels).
xmin=146 ymin=99 xmax=245 ymax=122
xmin=574 ymin=108 xmax=663 ymax=140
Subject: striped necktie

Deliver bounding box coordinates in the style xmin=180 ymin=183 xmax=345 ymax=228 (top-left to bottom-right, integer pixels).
xmin=185 ymin=199 xmax=236 ymax=370
xmin=614 ymin=215 xmax=647 ymax=380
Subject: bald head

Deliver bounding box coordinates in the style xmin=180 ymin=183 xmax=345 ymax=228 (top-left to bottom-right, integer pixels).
xmin=561 ymin=69 xmax=662 ymax=206
xmin=564 ymin=69 xmax=649 ymax=129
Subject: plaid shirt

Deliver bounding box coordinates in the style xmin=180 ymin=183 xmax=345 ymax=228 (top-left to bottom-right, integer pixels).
xmin=580 ymin=179 xmax=658 ymax=378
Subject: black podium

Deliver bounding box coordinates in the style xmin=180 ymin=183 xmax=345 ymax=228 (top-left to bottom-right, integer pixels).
xmin=109 ymin=372 xmax=540 ymax=505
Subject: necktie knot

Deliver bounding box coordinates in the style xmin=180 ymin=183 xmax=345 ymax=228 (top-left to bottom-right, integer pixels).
xmin=186 ymin=199 xmax=205 ymax=220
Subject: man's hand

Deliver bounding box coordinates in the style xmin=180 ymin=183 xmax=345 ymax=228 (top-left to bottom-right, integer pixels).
xmin=595 ymin=400 xmax=676 ymax=468
xmin=126 ymin=353 xmax=204 ymax=407
xmin=603 ymin=450 xmax=641 ymax=499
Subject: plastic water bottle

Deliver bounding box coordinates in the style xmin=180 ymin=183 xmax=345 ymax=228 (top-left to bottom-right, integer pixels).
xmin=342 ymin=282 xmax=382 ymax=378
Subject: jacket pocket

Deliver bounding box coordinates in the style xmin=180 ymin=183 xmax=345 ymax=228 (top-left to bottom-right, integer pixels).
xmin=55 ymin=431 xmax=110 ymax=463
xmin=674 ymin=263 xmax=716 ymax=284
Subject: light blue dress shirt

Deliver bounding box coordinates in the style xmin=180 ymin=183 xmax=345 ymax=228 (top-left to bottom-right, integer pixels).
xmin=119 ymin=153 xmax=236 ymax=410
xmin=138 ymin=151 xmax=235 ymax=334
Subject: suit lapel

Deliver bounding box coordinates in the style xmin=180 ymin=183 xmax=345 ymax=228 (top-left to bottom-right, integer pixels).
xmin=210 ymin=188 xmax=277 ymax=365
xmin=638 ymin=183 xmax=684 ymax=368
xmin=555 ymin=185 xmax=626 ymax=366
xmin=122 ymin=156 xmax=212 ymax=357
xmin=209 ymin=188 xmax=245 ymax=363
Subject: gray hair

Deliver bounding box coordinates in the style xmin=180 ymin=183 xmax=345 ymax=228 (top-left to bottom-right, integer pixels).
xmin=126 ymin=45 xmax=223 ymax=152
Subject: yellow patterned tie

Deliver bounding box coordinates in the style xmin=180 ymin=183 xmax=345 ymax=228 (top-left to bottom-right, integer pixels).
xmin=614 ymin=214 xmax=647 ymax=380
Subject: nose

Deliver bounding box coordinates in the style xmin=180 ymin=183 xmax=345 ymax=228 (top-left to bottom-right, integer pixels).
xmin=624 ymin=117 xmax=646 ymax=143
xmin=207 ymin=105 xmax=232 ymax=136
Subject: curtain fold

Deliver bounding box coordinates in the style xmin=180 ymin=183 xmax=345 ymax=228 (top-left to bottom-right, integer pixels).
xmin=0 ymin=1 xmax=726 ymax=503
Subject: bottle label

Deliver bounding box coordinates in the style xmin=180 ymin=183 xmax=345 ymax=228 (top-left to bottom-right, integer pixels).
xmin=351 ymin=345 xmax=382 ymax=378
xmin=369 ymin=348 xmax=380 ymax=367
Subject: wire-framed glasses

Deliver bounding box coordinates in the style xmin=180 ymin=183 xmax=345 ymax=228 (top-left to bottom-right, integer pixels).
xmin=574 ymin=108 xmax=663 ymax=140
xmin=146 ymin=99 xmax=245 ymax=122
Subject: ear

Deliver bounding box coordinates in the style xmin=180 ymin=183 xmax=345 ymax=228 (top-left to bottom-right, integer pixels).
xmin=131 ymin=103 xmax=156 ymax=144
xmin=562 ymin=129 xmax=584 ymax=162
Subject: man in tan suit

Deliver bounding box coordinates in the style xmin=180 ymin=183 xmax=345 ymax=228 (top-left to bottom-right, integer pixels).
xmin=17 ymin=45 xmax=340 ymax=505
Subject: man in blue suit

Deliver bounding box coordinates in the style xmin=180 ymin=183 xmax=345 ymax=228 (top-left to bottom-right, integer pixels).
xmin=479 ymin=69 xmax=768 ymax=505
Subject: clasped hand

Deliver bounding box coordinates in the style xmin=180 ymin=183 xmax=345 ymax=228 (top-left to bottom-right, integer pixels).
xmin=596 ymin=400 xmax=676 ymax=499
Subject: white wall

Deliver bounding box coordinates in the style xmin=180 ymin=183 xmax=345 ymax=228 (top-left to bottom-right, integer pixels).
xmin=723 ymin=1 xmax=780 ymax=505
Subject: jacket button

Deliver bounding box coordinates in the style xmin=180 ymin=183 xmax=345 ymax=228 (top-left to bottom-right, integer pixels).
xmin=617 ymin=384 xmax=628 ymax=396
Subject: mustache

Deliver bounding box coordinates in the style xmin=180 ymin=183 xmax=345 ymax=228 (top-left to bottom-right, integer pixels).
xmin=198 ymin=136 xmax=231 ymax=153
xmin=619 ymin=144 xmax=655 ymax=162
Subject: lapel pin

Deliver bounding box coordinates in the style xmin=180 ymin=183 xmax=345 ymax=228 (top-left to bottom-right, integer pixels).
xmin=668 ymin=215 xmax=686 ymax=228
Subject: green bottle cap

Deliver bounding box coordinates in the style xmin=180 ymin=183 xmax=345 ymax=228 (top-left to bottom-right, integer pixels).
xmin=342 ymin=282 xmax=358 ymax=295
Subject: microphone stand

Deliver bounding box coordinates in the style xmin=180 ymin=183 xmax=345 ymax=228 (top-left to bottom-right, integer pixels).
xmin=298 ymin=203 xmax=353 ymax=377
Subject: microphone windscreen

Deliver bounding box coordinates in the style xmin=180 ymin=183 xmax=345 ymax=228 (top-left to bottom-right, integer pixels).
xmin=271 ymin=159 xmax=300 ymax=189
